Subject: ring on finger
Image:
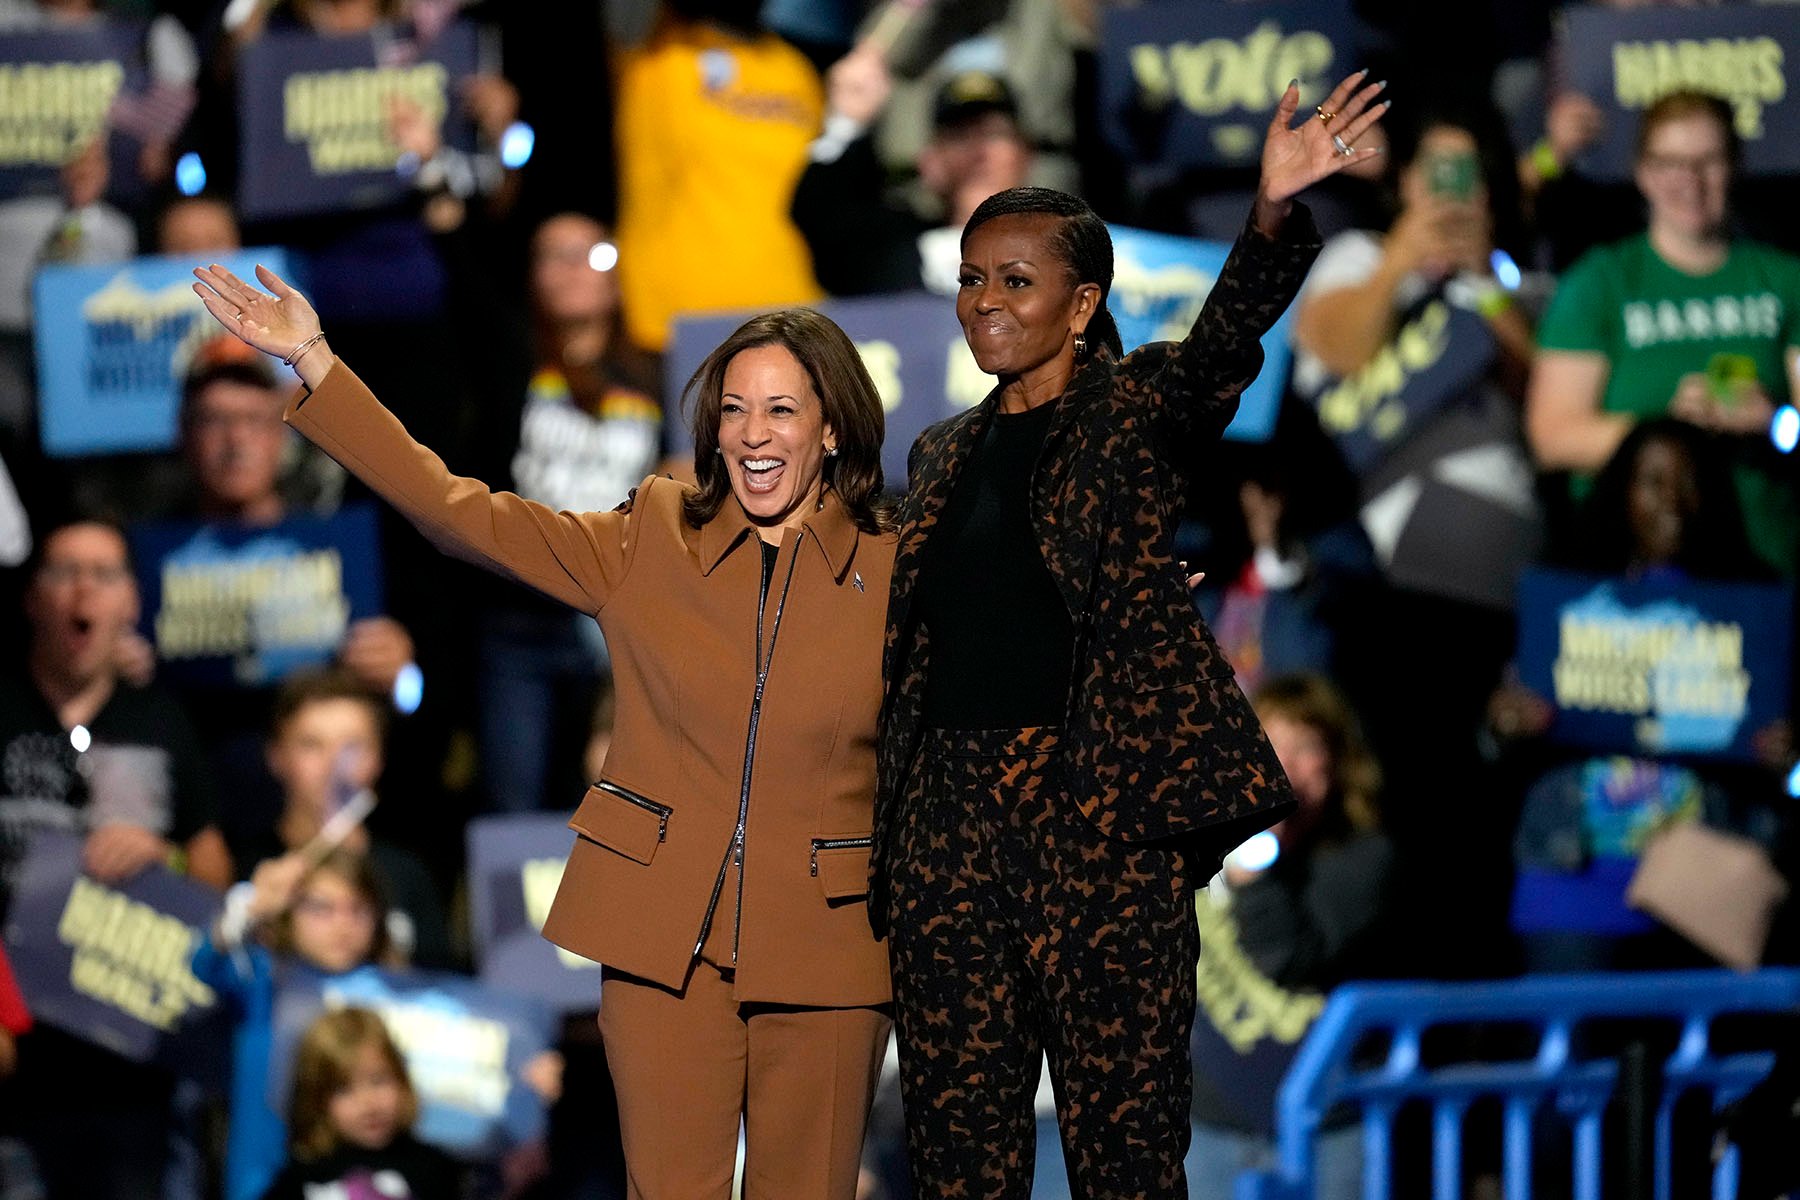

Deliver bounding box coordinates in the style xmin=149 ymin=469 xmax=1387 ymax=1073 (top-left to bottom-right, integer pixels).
xmin=1315 ymin=106 xmax=1336 ymax=123
xmin=1332 ymin=134 xmax=1353 ymax=156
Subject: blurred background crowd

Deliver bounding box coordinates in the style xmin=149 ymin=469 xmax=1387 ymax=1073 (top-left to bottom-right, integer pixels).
xmin=0 ymin=0 xmax=1798 ymax=1197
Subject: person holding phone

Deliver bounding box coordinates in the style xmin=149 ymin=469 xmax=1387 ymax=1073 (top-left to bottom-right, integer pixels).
xmin=1528 ymin=90 xmax=1800 ymax=576
xmin=1290 ymin=105 xmax=1536 ymax=403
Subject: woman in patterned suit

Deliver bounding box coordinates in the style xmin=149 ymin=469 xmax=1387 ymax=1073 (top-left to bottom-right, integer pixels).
xmin=872 ymin=71 xmax=1390 ymax=1198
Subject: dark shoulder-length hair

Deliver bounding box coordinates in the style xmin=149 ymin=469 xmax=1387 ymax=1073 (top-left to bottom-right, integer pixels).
xmin=681 ymin=309 xmax=889 ymax=534
xmin=962 ymin=187 xmax=1124 ymax=358
xmin=1569 ymin=417 xmax=1772 ymax=580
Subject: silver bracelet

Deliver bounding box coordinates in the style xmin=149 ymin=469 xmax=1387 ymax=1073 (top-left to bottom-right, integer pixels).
xmin=283 ymin=331 xmax=326 ymax=367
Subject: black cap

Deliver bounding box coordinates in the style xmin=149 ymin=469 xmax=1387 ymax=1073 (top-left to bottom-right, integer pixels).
xmin=933 ymin=70 xmax=1017 ymax=132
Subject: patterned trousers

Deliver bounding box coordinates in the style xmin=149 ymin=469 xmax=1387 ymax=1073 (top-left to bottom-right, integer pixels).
xmin=887 ymin=727 xmax=1200 ymax=1200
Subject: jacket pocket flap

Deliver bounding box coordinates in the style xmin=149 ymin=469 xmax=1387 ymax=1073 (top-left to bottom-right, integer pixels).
xmin=812 ymin=837 xmax=873 ymax=900
xmin=568 ymin=781 xmax=670 ymax=866
xmin=1124 ymin=639 xmax=1217 ymax=694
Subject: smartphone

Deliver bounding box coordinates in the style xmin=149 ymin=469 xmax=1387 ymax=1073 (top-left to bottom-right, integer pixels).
xmin=1426 ymin=150 xmax=1479 ymax=200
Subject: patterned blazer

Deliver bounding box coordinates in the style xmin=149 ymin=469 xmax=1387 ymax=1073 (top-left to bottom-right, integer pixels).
xmin=872 ymin=206 xmax=1323 ymax=921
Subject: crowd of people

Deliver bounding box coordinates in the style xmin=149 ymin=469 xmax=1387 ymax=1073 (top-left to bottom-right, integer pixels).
xmin=0 ymin=0 xmax=1798 ymax=1198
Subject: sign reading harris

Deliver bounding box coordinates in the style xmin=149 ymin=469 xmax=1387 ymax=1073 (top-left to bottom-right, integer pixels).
xmin=0 ymin=25 xmax=144 ymax=200
xmin=664 ymin=226 xmax=1293 ymax=483
xmin=33 ymin=248 xmax=295 ymax=458
xmin=128 ymin=504 xmax=386 ymax=690
xmin=1516 ymin=568 xmax=1794 ymax=763
xmin=466 ymin=814 xmax=600 ymax=1013
xmin=236 ymin=22 xmax=480 ymax=222
xmin=1561 ymin=5 xmax=1800 ymax=180
xmin=1097 ymin=0 xmax=1358 ymax=169
xmin=270 ymin=966 xmax=556 ymax=1159
xmin=3 ymin=830 xmax=221 ymax=1063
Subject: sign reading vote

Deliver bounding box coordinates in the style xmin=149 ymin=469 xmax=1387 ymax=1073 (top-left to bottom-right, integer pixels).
xmin=128 ymin=504 xmax=385 ymax=690
xmin=1561 ymin=5 xmax=1800 ymax=180
xmin=1097 ymin=0 xmax=1358 ymax=169
xmin=3 ymin=830 xmax=221 ymax=1062
xmin=33 ymin=248 xmax=295 ymax=458
xmin=270 ymin=965 xmax=555 ymax=1159
xmin=236 ymin=22 xmax=479 ymax=221
xmin=665 ymin=226 xmax=1292 ymax=483
xmin=1311 ymin=299 xmax=1498 ymax=476
xmin=0 ymin=25 xmax=144 ymax=200
xmin=1516 ymin=568 xmax=1794 ymax=762
xmin=466 ymin=813 xmax=600 ymax=1012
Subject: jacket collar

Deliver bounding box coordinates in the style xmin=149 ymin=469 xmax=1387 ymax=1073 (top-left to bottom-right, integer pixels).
xmin=690 ymin=485 xmax=861 ymax=581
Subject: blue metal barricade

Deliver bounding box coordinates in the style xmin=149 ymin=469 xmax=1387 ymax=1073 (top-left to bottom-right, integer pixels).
xmin=1237 ymin=970 xmax=1800 ymax=1200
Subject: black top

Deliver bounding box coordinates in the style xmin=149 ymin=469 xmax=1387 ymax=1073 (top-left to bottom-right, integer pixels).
xmin=914 ymin=401 xmax=1071 ymax=728
xmin=259 ymin=1131 xmax=463 ymax=1200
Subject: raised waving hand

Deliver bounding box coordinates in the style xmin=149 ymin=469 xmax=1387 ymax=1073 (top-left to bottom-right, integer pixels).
xmin=192 ymin=262 xmax=337 ymax=389
xmin=1259 ymin=69 xmax=1390 ymax=211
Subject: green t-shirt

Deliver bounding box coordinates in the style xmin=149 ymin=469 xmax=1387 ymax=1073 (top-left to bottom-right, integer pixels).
xmin=1537 ymin=234 xmax=1800 ymax=574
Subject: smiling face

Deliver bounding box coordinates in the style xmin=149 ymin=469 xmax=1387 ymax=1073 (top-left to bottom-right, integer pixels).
xmin=27 ymin=523 xmax=139 ymax=688
xmin=290 ymin=869 xmax=379 ymax=974
xmin=957 ymin=212 xmax=1096 ymax=381
xmin=1636 ymin=111 xmax=1732 ymax=242
xmin=717 ymin=344 xmax=835 ymax=541
xmin=531 ymin=214 xmax=618 ymax=326
xmin=327 ymin=1041 xmax=407 ymax=1152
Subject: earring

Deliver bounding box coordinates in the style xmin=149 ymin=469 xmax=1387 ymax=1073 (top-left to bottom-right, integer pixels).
xmin=1073 ymin=332 xmax=1088 ymax=359
xmin=825 ymin=445 xmax=838 ymax=457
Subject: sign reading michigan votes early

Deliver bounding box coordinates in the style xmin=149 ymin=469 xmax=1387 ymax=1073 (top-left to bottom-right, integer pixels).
xmin=1516 ymin=568 xmax=1794 ymax=762
xmin=128 ymin=505 xmax=385 ymax=690
xmin=1097 ymin=0 xmax=1358 ymax=169
xmin=1561 ymin=5 xmax=1800 ymax=180
xmin=34 ymin=249 xmax=295 ymax=458
xmin=0 ymin=25 xmax=143 ymax=200
xmin=236 ymin=22 xmax=479 ymax=221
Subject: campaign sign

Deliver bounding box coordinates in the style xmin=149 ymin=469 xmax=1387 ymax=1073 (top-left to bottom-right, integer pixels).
xmin=0 ymin=25 xmax=144 ymax=200
xmin=236 ymin=22 xmax=480 ymax=222
xmin=1516 ymin=567 xmax=1794 ymax=762
xmin=270 ymin=965 xmax=555 ymax=1159
xmin=1310 ymin=299 xmax=1498 ymax=475
xmin=3 ymin=830 xmax=222 ymax=1063
xmin=1188 ymin=890 xmax=1326 ymax=1136
xmin=33 ymin=247 xmax=296 ymax=458
xmin=465 ymin=813 xmax=600 ymax=1012
xmin=1097 ymin=0 xmax=1359 ymax=169
xmin=1561 ymin=5 xmax=1800 ymax=180
xmin=128 ymin=504 xmax=385 ymax=690
xmin=665 ymin=228 xmax=1291 ymax=483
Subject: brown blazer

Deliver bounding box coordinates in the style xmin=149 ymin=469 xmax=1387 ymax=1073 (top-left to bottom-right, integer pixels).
xmin=286 ymin=363 xmax=894 ymax=1008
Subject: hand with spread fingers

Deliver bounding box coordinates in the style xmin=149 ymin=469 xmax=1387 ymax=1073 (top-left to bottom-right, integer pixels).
xmin=191 ymin=263 xmax=337 ymax=388
xmin=1258 ymin=69 xmax=1390 ymax=216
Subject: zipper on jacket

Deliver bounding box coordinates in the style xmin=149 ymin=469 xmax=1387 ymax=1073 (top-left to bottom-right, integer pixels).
xmin=592 ymin=781 xmax=671 ymax=843
xmin=690 ymin=539 xmax=800 ymax=961
xmin=810 ymin=835 xmax=874 ymax=877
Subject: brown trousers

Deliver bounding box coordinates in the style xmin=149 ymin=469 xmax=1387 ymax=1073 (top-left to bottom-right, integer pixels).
xmin=598 ymin=960 xmax=891 ymax=1200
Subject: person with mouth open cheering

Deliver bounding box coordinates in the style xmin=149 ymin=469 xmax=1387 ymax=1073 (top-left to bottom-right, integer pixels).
xmin=190 ymin=268 xmax=894 ymax=1200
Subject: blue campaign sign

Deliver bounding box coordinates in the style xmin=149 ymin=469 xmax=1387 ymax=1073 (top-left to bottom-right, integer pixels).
xmin=236 ymin=22 xmax=481 ymax=222
xmin=1308 ymin=298 xmax=1499 ymax=475
xmin=1561 ymin=5 xmax=1800 ymax=181
xmin=33 ymin=247 xmax=296 ymax=458
xmin=0 ymin=25 xmax=145 ymax=201
xmin=2 ymin=830 xmax=223 ymax=1064
xmin=128 ymin=504 xmax=386 ymax=690
xmin=1097 ymin=0 xmax=1360 ymax=170
xmin=1189 ymin=890 xmax=1326 ymax=1136
xmin=269 ymin=965 xmax=556 ymax=1160
xmin=664 ymin=229 xmax=1291 ymax=483
xmin=1516 ymin=567 xmax=1795 ymax=762
xmin=465 ymin=813 xmax=601 ymax=1013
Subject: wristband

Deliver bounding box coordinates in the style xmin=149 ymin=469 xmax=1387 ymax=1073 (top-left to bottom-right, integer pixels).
xmin=283 ymin=332 xmax=326 ymax=367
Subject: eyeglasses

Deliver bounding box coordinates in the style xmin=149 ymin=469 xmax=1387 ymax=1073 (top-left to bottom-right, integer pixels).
xmin=37 ymin=562 xmax=131 ymax=587
xmin=1641 ymin=152 xmax=1730 ymax=178
xmin=294 ymin=895 xmax=376 ymax=921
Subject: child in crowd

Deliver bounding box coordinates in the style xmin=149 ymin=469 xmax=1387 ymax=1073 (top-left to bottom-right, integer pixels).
xmin=194 ymin=848 xmax=401 ymax=1200
xmin=259 ymin=1007 xmax=462 ymax=1200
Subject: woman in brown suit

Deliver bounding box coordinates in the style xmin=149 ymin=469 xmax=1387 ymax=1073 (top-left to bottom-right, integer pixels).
xmin=192 ymin=267 xmax=894 ymax=1200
